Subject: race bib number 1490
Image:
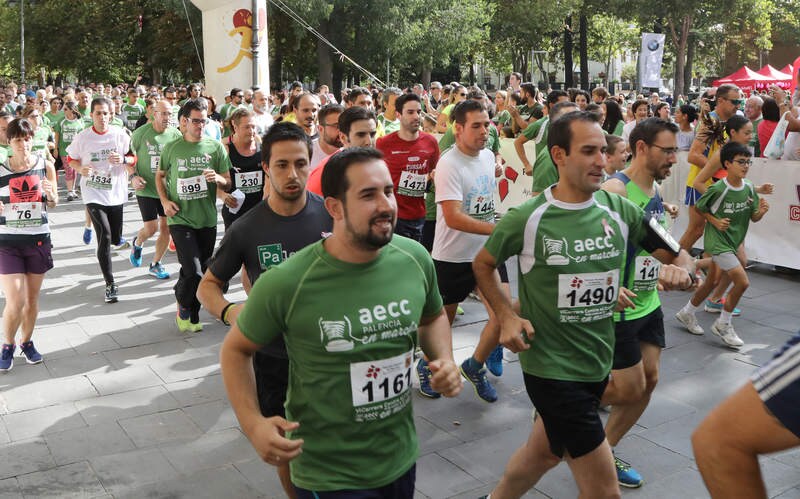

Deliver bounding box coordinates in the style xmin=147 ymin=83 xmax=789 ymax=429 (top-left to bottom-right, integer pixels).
xmin=557 ymin=270 xmax=619 ymax=323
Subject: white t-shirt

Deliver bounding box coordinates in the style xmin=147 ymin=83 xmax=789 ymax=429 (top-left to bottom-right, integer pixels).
xmin=253 ymin=111 xmax=274 ymax=137
xmin=783 ymin=107 xmax=800 ymax=161
xmin=66 ymin=126 xmax=131 ymax=206
xmin=621 ymin=120 xmax=637 ymax=145
xmin=309 ymin=138 xmax=325 ymax=171
xmin=432 ymin=146 xmax=496 ymax=263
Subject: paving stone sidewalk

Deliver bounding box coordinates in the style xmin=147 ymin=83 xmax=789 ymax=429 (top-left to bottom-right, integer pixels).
xmin=1 ymin=196 xmax=799 ymax=498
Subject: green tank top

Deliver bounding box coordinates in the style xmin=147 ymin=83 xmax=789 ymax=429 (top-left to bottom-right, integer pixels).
xmin=611 ymin=172 xmax=664 ymax=321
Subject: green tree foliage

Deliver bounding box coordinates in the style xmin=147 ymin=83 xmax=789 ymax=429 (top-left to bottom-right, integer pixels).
xmin=587 ymin=14 xmax=638 ymax=86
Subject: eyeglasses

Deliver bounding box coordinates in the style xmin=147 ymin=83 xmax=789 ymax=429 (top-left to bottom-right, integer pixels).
xmin=234 ymin=94 xmax=244 ymax=98
xmin=650 ymin=144 xmax=679 ymax=155
xmin=732 ymin=159 xmax=753 ymax=166
xmin=323 ymin=122 xmax=339 ymax=128
xmin=188 ymin=117 xmax=207 ymax=125
xmin=458 ymin=93 xmax=467 ymax=97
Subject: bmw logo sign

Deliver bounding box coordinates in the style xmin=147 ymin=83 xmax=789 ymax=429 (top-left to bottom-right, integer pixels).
xmin=647 ymin=39 xmax=660 ymax=51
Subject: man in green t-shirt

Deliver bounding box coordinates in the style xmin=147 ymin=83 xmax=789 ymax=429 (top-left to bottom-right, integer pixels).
xmin=44 ymin=97 xmax=64 ymax=127
xmin=130 ymin=100 xmax=183 ymax=280
xmin=156 ymin=98 xmax=232 ymax=332
xmin=473 ymin=112 xmax=696 ymax=498
xmin=121 ymin=87 xmax=145 ymax=132
xmin=0 ymin=111 xmax=12 ymax=164
xmin=376 ymin=87 xmax=402 ymax=135
xmin=600 ymin=118 xmax=682 ymax=488
xmin=514 ymin=90 xmax=569 ymax=175
xmin=220 ymin=148 xmax=462 ymax=495
xmin=530 ymin=101 xmax=580 ymax=195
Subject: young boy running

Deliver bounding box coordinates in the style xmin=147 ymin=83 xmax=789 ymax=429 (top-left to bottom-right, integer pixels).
xmin=675 ymin=142 xmax=769 ymax=348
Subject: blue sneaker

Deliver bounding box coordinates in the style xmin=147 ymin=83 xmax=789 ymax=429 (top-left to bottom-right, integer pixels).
xmin=486 ymin=345 xmax=504 ymax=376
xmin=130 ymin=238 xmax=143 ymax=267
xmin=704 ymin=298 xmax=741 ymax=316
xmin=0 ymin=344 xmax=15 ymax=372
xmin=149 ymin=262 xmax=170 ymax=279
xmin=615 ymin=456 xmax=643 ymax=488
xmin=82 ymin=227 xmax=92 ymax=245
xmin=19 ymin=341 xmax=43 ymax=364
xmin=460 ymin=359 xmax=498 ymax=403
xmin=416 ymin=358 xmax=441 ymax=399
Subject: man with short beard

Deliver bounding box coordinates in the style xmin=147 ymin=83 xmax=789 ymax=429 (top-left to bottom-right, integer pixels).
xmin=376 ymin=93 xmax=439 ymax=242
xmin=310 ymin=103 xmax=343 ymax=171
xmin=600 ymin=118 xmax=681 ymax=488
xmin=292 ymin=92 xmax=320 ymax=140
xmin=221 ymin=147 xmax=462 ymax=496
xmin=200 ymin=122 xmax=332 ymax=499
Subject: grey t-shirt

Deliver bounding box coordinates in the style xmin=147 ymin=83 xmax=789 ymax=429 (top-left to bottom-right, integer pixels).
xmin=209 ymin=192 xmax=332 ymax=357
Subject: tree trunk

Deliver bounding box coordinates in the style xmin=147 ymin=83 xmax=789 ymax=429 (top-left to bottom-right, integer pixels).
xmin=579 ymin=14 xmax=589 ymax=89
xmin=468 ymin=54 xmax=475 ymax=85
xmin=316 ymin=18 xmax=333 ymax=87
xmin=331 ymin=63 xmax=344 ymax=100
xmin=564 ymin=16 xmax=574 ymax=88
xmin=684 ymin=32 xmax=695 ymax=95
xmin=668 ymin=15 xmax=691 ymax=98
xmin=421 ymin=61 xmax=432 ymax=89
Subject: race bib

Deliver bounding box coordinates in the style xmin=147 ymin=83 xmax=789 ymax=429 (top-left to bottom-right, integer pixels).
xmin=5 ymin=202 xmax=43 ymax=227
xmin=633 ymin=255 xmax=661 ymax=292
xmin=557 ymin=270 xmax=619 ymax=323
xmin=149 ymin=154 xmax=160 ymax=172
xmin=350 ymin=349 xmax=413 ymax=422
xmin=87 ymin=171 xmax=113 ymax=190
xmin=467 ymin=194 xmax=494 ymax=221
xmin=176 ymin=175 xmax=208 ymax=200
xmin=235 ymin=170 xmax=263 ymax=194
xmin=397 ymin=171 xmax=427 ymax=197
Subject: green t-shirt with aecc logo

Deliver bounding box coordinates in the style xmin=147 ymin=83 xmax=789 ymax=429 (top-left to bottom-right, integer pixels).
xmin=485 ymin=187 xmax=648 ymax=382
xmin=131 ymin=124 xmax=182 ymax=199
xmin=696 ymin=178 xmax=759 ymax=255
xmin=159 ymin=138 xmax=231 ymax=228
xmin=237 ymin=236 xmax=443 ymax=491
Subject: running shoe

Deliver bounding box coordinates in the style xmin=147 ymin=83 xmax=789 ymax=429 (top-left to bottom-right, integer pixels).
xmin=176 ymin=306 xmax=192 ymax=332
xmin=704 ymin=298 xmax=741 ymax=316
xmin=615 ymin=456 xmax=644 ymax=488
xmin=66 ymin=191 xmax=76 ymax=202
xmin=83 ymin=227 xmax=92 ymax=245
xmin=130 ymin=238 xmax=143 ymax=267
xmin=456 ymin=305 xmax=465 ymax=316
xmin=114 ymin=238 xmax=131 ymax=251
xmin=486 ymin=344 xmax=504 ymax=376
xmin=415 ymin=358 xmax=441 ymax=399
xmin=460 ymin=359 xmax=498 ymax=403
xmin=0 ymin=344 xmax=15 ymax=372
xmin=168 ymin=237 xmax=176 ymax=252
xmin=149 ymin=262 xmax=170 ymax=279
xmin=188 ymin=321 xmax=203 ymax=333
xmin=711 ymin=320 xmax=744 ymax=349
xmin=19 ymin=341 xmax=43 ymax=364
xmin=104 ymin=284 xmax=119 ymax=303
xmin=675 ymin=309 xmax=704 ymax=335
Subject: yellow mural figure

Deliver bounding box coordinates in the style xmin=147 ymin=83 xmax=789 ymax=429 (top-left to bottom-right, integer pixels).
xmin=217 ymin=8 xmax=266 ymax=74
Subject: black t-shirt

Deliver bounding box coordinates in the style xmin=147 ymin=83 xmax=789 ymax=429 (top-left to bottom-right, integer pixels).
xmin=209 ymin=193 xmax=332 ymax=357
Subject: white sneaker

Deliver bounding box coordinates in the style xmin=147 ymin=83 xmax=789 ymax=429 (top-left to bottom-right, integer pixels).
xmin=711 ymin=320 xmax=744 ymax=349
xmin=675 ymin=309 xmax=704 ymax=335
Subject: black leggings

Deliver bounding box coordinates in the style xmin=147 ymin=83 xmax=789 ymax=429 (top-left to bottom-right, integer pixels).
xmin=86 ymin=203 xmax=123 ymax=286
xmin=169 ymin=225 xmax=216 ymax=322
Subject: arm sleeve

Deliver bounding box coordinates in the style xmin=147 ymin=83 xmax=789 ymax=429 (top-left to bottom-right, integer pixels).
xmin=694 ymin=184 xmax=718 ymax=214
xmin=216 ymin=143 xmax=232 ymax=174
xmin=208 ymin=229 xmax=245 ymax=283
xmin=419 ymin=249 xmax=443 ymax=317
xmin=236 ymin=266 xmax=287 ymax=346
xmin=65 ymin=136 xmax=81 ymax=160
xmin=749 ymin=181 xmax=760 ymax=215
xmin=483 ymin=204 xmax=528 ymax=265
xmin=521 ymin=121 xmax=540 ymax=140
xmin=433 ymin=159 xmax=463 ymax=203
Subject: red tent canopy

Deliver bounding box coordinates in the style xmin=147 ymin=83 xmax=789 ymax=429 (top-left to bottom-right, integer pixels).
xmin=712 ymin=66 xmax=773 ymax=90
xmin=781 ymin=64 xmax=795 ymax=76
xmin=755 ymin=64 xmax=792 ymax=89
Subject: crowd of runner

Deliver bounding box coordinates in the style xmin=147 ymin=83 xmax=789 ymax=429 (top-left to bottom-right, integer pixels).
xmin=0 ymin=74 xmax=799 ymax=498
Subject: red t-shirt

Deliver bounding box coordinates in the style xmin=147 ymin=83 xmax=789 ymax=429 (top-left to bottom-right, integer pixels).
xmin=376 ymin=131 xmax=440 ymax=220
xmin=306 ymin=150 xmax=339 ymax=196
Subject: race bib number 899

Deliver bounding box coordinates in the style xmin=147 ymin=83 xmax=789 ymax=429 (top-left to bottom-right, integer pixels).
xmin=350 ymin=350 xmax=413 ymax=422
